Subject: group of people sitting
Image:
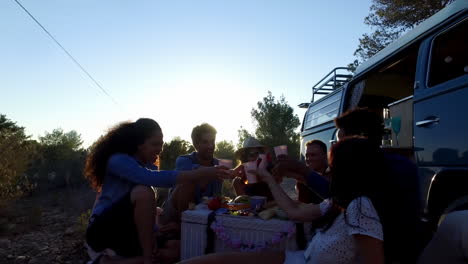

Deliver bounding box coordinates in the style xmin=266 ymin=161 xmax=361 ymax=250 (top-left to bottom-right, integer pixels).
xmin=84 ymin=108 xmax=465 ymax=264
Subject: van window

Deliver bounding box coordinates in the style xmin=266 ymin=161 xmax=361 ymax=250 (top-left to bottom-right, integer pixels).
xmin=304 ymin=90 xmax=342 ymax=129
xmin=428 ymin=18 xmax=468 ymax=87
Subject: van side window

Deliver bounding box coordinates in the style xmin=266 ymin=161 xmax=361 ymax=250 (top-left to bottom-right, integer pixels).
xmin=303 ymin=90 xmax=342 ymax=129
xmin=428 ymin=19 xmax=468 ymax=87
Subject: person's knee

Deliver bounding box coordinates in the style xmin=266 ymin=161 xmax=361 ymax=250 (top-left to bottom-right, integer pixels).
xmin=131 ymin=185 xmax=155 ymax=203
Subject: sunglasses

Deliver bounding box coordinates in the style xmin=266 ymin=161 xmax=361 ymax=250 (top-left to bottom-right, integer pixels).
xmin=247 ymin=150 xmax=264 ymax=157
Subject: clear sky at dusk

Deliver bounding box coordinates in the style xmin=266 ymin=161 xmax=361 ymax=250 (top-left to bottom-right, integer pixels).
xmin=1 ymin=0 xmax=372 ymax=147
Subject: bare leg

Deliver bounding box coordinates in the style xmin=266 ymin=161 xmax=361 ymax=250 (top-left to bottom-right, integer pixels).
xmin=160 ymin=183 xmax=197 ymax=225
xmin=178 ymin=251 xmax=285 ymax=264
xmin=131 ymin=185 xmax=156 ymax=263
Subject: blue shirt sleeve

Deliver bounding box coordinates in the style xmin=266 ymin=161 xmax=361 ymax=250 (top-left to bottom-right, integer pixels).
xmin=305 ymin=171 xmax=330 ymax=198
xmin=176 ymin=156 xmax=198 ymax=171
xmin=107 ymin=154 xmax=178 ymax=188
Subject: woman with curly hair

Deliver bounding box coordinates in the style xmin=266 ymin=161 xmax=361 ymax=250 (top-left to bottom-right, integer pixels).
xmin=85 ymin=118 xmax=231 ymax=264
xmin=181 ymin=137 xmax=402 ymax=264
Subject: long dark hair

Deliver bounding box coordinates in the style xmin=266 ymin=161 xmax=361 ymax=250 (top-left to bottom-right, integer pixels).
xmin=84 ymin=118 xmax=161 ymax=191
xmin=314 ymin=137 xmax=397 ymax=260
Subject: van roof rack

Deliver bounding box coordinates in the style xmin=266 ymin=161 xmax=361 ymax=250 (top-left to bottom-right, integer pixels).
xmin=311 ymin=67 xmax=352 ymax=103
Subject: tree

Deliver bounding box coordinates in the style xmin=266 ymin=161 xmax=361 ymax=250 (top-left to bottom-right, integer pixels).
xmin=159 ymin=137 xmax=194 ymax=170
xmin=250 ymin=91 xmax=301 ymax=159
xmin=39 ymin=129 xmax=83 ymax=151
xmin=352 ymin=0 xmax=453 ymax=67
xmin=236 ymin=127 xmax=253 ymax=149
xmin=0 ymin=114 xmax=37 ymax=198
xmin=35 ymin=128 xmax=86 ymax=189
xmin=215 ymin=140 xmax=236 ymax=160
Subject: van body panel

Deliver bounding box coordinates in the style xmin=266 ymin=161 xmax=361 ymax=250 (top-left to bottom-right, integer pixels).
xmin=414 ymin=85 xmax=468 ymax=166
xmin=300 ymin=87 xmax=345 ymax=155
xmin=414 ymin=17 xmax=468 ymax=167
xmin=354 ymin=1 xmax=468 ymax=77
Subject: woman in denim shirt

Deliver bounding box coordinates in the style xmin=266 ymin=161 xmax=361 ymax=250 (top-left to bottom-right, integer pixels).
xmin=85 ymin=118 xmax=231 ymax=264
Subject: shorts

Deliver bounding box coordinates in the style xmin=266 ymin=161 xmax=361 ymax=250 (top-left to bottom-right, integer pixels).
xmin=86 ymin=192 xmax=142 ymax=257
xmin=284 ymin=250 xmax=307 ymax=264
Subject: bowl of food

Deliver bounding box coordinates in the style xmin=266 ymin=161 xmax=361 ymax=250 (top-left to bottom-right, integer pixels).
xmin=222 ymin=202 xmax=251 ymax=211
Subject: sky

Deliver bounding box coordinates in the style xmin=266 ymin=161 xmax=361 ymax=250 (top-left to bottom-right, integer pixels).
xmin=1 ymin=0 xmax=372 ymax=148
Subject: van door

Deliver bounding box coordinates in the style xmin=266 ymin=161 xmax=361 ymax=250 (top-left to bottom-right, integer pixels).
xmin=414 ymin=17 xmax=468 ymax=167
xmin=414 ymin=16 xmax=468 ymax=221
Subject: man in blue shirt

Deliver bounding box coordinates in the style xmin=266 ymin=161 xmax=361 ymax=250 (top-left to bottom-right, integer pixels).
xmin=160 ymin=123 xmax=222 ymax=225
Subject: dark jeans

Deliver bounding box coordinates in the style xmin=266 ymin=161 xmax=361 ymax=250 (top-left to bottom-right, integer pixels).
xmin=86 ymin=192 xmax=142 ymax=257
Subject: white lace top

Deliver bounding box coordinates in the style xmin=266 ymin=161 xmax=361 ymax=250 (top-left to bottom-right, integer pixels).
xmin=303 ymin=196 xmax=383 ymax=264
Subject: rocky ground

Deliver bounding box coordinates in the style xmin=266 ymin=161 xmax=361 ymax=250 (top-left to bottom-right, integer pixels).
xmin=0 ymin=187 xmax=95 ymax=264
xmin=0 ymin=179 xmax=297 ymax=264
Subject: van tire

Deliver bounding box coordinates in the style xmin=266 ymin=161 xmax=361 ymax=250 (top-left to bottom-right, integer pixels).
xmin=437 ymin=195 xmax=468 ymax=227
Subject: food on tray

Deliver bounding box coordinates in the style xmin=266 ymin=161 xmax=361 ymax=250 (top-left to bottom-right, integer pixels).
xmin=233 ymin=195 xmax=251 ymax=204
xmin=274 ymin=208 xmax=288 ymax=220
xmin=208 ymin=197 xmax=222 ymax=210
xmin=258 ymin=207 xmax=276 ymax=220
xmin=206 ymin=196 xmax=233 ymax=210
xmin=222 ymin=202 xmax=251 ymax=211
xmin=229 ymin=210 xmax=254 ymax=217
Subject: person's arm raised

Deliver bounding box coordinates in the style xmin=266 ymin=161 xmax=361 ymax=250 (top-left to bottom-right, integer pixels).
xmin=273 ymin=160 xmax=330 ymax=199
xmin=257 ymin=169 xmax=322 ymax=222
xmin=176 ymin=166 xmax=233 ymax=185
xmin=108 ymin=154 xmax=232 ymax=188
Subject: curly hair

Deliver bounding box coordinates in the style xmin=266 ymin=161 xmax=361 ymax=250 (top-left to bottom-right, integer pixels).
xmin=84 ymin=118 xmax=161 ymax=191
xmin=334 ymin=107 xmax=384 ymax=146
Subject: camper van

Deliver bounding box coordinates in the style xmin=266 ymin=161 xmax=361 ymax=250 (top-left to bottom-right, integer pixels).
xmin=300 ymin=0 xmax=468 ymax=229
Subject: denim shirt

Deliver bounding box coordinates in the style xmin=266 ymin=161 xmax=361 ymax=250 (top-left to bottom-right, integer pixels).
xmin=305 ymin=171 xmax=331 ymax=199
xmin=92 ymin=153 xmax=179 ymax=216
xmin=175 ymin=152 xmax=222 ymax=203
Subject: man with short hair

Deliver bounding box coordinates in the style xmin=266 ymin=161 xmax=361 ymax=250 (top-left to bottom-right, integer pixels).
xmin=296 ymin=140 xmax=328 ymax=203
xmin=160 ymin=123 xmax=222 ymax=224
xmin=176 ymin=123 xmax=222 ymax=199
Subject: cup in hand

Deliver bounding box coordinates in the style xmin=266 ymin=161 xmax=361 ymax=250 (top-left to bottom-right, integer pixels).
xmin=258 ymin=154 xmax=268 ymax=169
xmin=243 ymin=161 xmax=258 ymax=184
xmin=274 ymin=145 xmax=288 ymax=157
xmin=250 ymin=196 xmax=267 ymax=210
xmin=218 ymin=159 xmax=233 ymax=169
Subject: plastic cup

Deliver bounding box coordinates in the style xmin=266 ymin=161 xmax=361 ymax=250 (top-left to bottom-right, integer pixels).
xmin=258 ymin=154 xmax=267 ymax=169
xmin=243 ymin=161 xmax=258 ymax=183
xmin=250 ymin=196 xmax=267 ymax=210
xmin=274 ymin=145 xmax=288 ymax=157
xmin=218 ymin=159 xmax=233 ymax=169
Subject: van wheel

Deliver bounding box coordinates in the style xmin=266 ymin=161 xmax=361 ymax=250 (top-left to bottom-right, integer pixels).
xmin=437 ymin=195 xmax=468 ymax=227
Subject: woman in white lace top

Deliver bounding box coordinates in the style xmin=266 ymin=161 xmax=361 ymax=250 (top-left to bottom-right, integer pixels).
xmin=181 ymin=137 xmax=398 ymax=264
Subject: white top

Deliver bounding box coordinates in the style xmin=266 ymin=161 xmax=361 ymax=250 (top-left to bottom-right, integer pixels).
xmin=303 ymin=196 xmax=383 ymax=264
